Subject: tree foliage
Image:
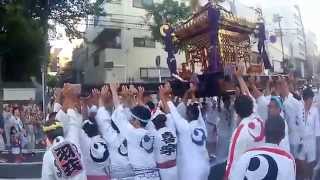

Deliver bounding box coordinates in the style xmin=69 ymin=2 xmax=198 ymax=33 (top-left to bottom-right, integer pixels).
xmin=0 ymin=1 xmax=44 ymax=81
xmin=47 ymin=74 xmax=58 ymax=88
xmin=147 ymin=0 xmax=191 ymax=43
xmin=0 ymin=0 xmax=106 ymax=81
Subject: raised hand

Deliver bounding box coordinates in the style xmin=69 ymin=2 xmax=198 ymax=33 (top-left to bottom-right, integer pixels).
xmin=159 ymin=85 xmax=171 ymax=102
xmin=129 ymin=85 xmax=138 ymax=96
xmin=137 ymin=86 xmax=145 ymax=105
xmin=110 ymin=83 xmax=120 ymax=94
xmin=100 ymin=85 xmax=113 ymax=107
xmin=233 ymin=65 xmax=244 ymax=78
xmin=90 ymin=88 xmax=101 ymax=106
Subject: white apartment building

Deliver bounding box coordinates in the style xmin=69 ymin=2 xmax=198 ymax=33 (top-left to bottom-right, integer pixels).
xmin=77 ymin=0 xmax=186 ymax=85
xmin=252 ymin=1 xmax=307 ymax=76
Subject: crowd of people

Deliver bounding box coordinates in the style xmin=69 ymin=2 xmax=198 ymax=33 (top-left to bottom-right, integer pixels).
xmin=0 ymin=102 xmax=46 ymax=162
xmin=41 ymin=67 xmax=320 ymax=180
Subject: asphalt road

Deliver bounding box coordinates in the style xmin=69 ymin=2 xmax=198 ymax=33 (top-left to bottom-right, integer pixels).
xmin=0 ymin=150 xmax=43 ymax=179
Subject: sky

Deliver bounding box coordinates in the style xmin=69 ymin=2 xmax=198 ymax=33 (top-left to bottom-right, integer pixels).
xmin=239 ymin=0 xmax=320 ymax=47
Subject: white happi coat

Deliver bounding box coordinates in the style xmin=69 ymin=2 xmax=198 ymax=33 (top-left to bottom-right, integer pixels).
xmin=96 ymin=106 xmax=134 ymax=179
xmin=167 ymin=101 xmax=210 ymax=180
xmin=79 ymin=130 xmax=111 ymax=179
xmin=256 ymin=95 xmax=290 ymax=152
xmin=282 ymin=93 xmax=304 ymax=146
xmin=225 ymin=113 xmax=265 ymax=179
xmin=300 ymin=105 xmax=320 ymax=162
xmin=153 ymin=116 xmax=178 ymax=180
xmin=111 ymin=105 xmax=160 ymax=180
xmin=41 ymin=109 xmax=87 ymax=180
xmin=230 ymin=143 xmax=296 ymax=180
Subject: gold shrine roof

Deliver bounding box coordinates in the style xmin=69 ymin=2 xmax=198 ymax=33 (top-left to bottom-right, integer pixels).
xmin=174 ymin=5 xmax=256 ymax=42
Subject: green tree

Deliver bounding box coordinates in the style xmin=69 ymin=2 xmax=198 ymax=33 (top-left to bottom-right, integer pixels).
xmin=0 ymin=0 xmax=106 ymax=81
xmin=47 ymin=74 xmax=58 ymax=88
xmin=0 ymin=2 xmax=44 ymax=81
xmin=147 ymin=0 xmax=191 ymax=43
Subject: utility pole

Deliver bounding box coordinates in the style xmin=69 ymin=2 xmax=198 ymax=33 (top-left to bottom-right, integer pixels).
xmin=273 ymin=14 xmax=286 ymax=72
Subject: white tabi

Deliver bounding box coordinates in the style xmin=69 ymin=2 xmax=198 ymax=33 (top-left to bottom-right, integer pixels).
xmin=225 ymin=113 xmax=265 ymax=179
xmin=41 ymin=109 xmax=87 ymax=180
xmin=300 ymin=105 xmax=320 ymax=163
xmin=282 ymin=93 xmax=304 ymax=158
xmin=111 ymin=105 xmax=160 ymax=180
xmin=230 ymin=143 xmax=296 ymax=180
xmin=96 ymin=106 xmax=134 ymax=180
xmin=153 ymin=115 xmax=178 ymax=180
xmin=167 ymin=101 xmax=210 ymax=180
xmin=79 ymin=128 xmax=111 ymax=180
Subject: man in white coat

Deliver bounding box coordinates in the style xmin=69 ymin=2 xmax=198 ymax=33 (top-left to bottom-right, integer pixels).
xmin=300 ymin=88 xmax=320 ymax=179
xmin=159 ymin=85 xmax=210 ymax=180
xmin=230 ymin=115 xmax=296 ymax=180
xmin=225 ymin=95 xmax=265 ymax=179
xmin=41 ymin=110 xmax=86 ymax=180
xmin=152 ymin=111 xmax=178 ymax=180
xmin=41 ymin=84 xmax=86 ymax=180
xmin=277 ymin=80 xmax=304 ymax=158
xmin=110 ymin=86 xmax=160 ymax=180
xmin=95 ymin=85 xmax=135 ymax=180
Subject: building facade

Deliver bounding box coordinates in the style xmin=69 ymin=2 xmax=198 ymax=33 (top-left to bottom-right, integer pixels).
xmin=254 ymin=1 xmax=308 ymax=77
xmin=75 ymin=0 xmax=186 ymax=85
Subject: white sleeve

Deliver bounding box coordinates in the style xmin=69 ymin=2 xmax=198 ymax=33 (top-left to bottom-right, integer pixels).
xmin=288 ymin=160 xmax=297 ymax=180
xmin=41 ymin=153 xmax=55 ymax=180
xmin=176 ymin=102 xmax=187 ymax=118
xmin=111 ymin=105 xmax=134 ymax=138
xmin=79 ymin=129 xmax=91 ymax=150
xmin=53 ymin=103 xmax=62 ymax=113
xmin=167 ymin=101 xmax=189 ymax=133
xmin=55 ymin=109 xmax=68 ymax=125
xmin=229 ymin=153 xmax=249 ymax=180
xmin=165 ymin=114 xmax=176 ymax=130
xmin=256 ymin=96 xmax=269 ymax=121
xmin=96 ymin=106 xmax=121 ymax=146
xmin=65 ymin=109 xmax=82 ymax=147
xmin=295 ymin=101 xmax=305 ymax=143
xmin=314 ymin=110 xmax=320 ymax=137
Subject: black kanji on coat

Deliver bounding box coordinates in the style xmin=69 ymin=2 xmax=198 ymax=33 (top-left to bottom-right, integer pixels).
xmin=52 ymin=142 xmax=83 ymax=177
xmin=160 ymin=131 xmax=177 ymax=156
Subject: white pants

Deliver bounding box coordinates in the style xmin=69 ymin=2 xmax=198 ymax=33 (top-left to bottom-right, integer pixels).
xmin=301 ymin=139 xmax=317 ymax=163
xmin=159 ymin=166 xmax=178 ymax=180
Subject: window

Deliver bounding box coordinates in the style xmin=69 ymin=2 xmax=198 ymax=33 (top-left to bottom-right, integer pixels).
xmin=94 ymin=16 xmax=99 ymax=27
xmin=134 ymin=37 xmax=155 ymax=48
xmin=133 ymin=0 xmax=153 ymax=9
xmin=108 ymin=0 xmax=121 ymax=4
xmin=93 ymin=29 xmax=121 ymax=49
xmin=93 ymin=52 xmax=100 ymax=67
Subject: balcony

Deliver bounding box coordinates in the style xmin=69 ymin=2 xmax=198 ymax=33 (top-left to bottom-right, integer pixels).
xmin=140 ymin=67 xmax=171 ymax=81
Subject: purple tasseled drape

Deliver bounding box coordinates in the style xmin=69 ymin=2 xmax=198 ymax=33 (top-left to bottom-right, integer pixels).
xmin=208 ymin=7 xmax=221 ymax=73
xmin=257 ymin=23 xmax=272 ymax=69
xmin=164 ymin=26 xmax=178 ymax=75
